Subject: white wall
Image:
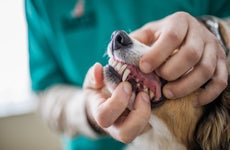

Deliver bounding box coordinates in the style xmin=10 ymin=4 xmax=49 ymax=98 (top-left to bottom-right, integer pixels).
xmin=0 ymin=3 xmax=62 ymax=149
xmin=0 ymin=1 xmax=35 ymax=116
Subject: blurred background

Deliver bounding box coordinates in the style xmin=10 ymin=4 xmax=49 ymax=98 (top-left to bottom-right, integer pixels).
xmin=0 ymin=1 xmax=61 ymax=149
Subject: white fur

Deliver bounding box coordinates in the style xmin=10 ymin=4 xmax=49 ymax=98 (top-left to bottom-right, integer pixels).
xmin=108 ymin=38 xmax=151 ymax=66
xmin=125 ymin=115 xmax=186 ymax=150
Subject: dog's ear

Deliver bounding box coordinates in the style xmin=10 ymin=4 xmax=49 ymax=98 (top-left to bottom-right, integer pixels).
xmin=195 ymin=85 xmax=230 ymax=150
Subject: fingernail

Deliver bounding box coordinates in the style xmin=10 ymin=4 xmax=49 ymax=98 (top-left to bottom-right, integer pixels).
xmin=141 ymin=92 xmax=150 ymax=103
xmin=123 ymin=83 xmax=132 ymax=94
xmin=163 ymin=88 xmax=174 ymax=99
xmin=140 ymin=62 xmax=152 ymax=73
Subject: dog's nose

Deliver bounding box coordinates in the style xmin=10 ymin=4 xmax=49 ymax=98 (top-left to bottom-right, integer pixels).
xmin=111 ymin=30 xmax=132 ymax=50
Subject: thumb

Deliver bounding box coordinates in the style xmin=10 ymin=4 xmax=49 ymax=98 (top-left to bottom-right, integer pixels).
xmin=130 ymin=26 xmax=155 ymax=46
xmin=83 ymin=62 xmax=104 ymax=89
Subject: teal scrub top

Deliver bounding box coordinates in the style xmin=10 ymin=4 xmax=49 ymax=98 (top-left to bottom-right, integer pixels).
xmin=25 ymin=0 xmax=230 ymax=149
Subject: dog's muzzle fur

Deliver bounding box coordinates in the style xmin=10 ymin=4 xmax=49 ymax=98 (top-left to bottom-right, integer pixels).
xmin=104 ymin=30 xmax=166 ymax=108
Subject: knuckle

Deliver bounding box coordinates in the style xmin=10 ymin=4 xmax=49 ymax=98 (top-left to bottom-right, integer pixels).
xmin=159 ymin=62 xmax=189 ymax=81
xmin=213 ymin=39 xmax=226 ymax=59
xmin=143 ymin=22 xmax=154 ymax=29
xmin=173 ymin=11 xmax=190 ymax=19
xmin=209 ymin=36 xmax=225 ymax=54
xmin=117 ymin=130 xmax=135 ymax=143
xmin=170 ymin=12 xmax=191 ymax=24
xmin=186 ymin=46 xmax=201 ymax=62
xmin=217 ymin=78 xmax=228 ymax=89
xmin=200 ymin=62 xmax=214 ymax=79
xmin=95 ymin=109 xmax=110 ymax=128
xmin=164 ymin=30 xmax=181 ymax=44
xmin=157 ymin=68 xmax=177 ymax=81
xmin=95 ymin=115 xmax=106 ymax=128
xmin=139 ymin=25 xmax=156 ymax=45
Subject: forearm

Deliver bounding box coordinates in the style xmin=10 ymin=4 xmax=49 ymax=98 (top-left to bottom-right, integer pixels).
xmin=37 ymin=84 xmax=97 ymax=138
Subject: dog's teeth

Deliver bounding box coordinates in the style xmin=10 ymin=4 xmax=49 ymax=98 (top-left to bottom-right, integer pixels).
xmin=136 ymin=83 xmax=140 ymax=88
xmin=118 ymin=64 xmax=127 ymax=75
xmin=112 ymin=60 xmax=118 ymax=67
xmin=122 ymin=69 xmax=131 ymax=81
xmin=109 ymin=58 xmax=114 ymax=66
xmin=149 ymin=90 xmax=155 ymax=99
xmin=115 ymin=62 xmax=122 ymax=71
xmin=143 ymin=86 xmax=148 ymax=94
xmin=109 ymin=58 xmax=117 ymax=66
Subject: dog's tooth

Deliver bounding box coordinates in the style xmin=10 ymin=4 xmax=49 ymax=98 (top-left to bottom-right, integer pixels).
xmin=136 ymin=83 xmax=140 ymax=88
xmin=118 ymin=64 xmax=127 ymax=75
xmin=122 ymin=69 xmax=131 ymax=81
xmin=112 ymin=60 xmax=118 ymax=67
xmin=109 ymin=58 xmax=114 ymax=66
xmin=136 ymin=83 xmax=141 ymax=91
xmin=149 ymin=90 xmax=155 ymax=99
xmin=115 ymin=62 xmax=122 ymax=71
xmin=143 ymin=86 xmax=148 ymax=94
xmin=112 ymin=59 xmax=117 ymax=67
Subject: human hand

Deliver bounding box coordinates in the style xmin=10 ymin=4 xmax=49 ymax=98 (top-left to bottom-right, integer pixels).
xmin=130 ymin=12 xmax=228 ymax=106
xmin=83 ymin=63 xmax=151 ymax=143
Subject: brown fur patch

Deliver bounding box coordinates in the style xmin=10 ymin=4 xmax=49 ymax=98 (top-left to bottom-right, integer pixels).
xmin=152 ymin=91 xmax=203 ymax=148
xmin=195 ymin=86 xmax=230 ymax=150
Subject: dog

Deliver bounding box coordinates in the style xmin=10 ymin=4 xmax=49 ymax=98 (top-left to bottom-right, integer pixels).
xmin=104 ymin=30 xmax=230 ymax=150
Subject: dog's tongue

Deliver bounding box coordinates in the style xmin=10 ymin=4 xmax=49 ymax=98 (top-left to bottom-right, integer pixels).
xmin=126 ymin=65 xmax=163 ymax=101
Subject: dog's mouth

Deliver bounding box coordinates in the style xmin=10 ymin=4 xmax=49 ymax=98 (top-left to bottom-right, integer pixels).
xmin=104 ymin=58 xmax=165 ymax=108
xmin=104 ymin=30 xmax=166 ymax=108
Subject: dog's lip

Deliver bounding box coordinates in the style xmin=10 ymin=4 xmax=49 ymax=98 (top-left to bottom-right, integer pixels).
xmin=108 ymin=58 xmax=164 ymax=103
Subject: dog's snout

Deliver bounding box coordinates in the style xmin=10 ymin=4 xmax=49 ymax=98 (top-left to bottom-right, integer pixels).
xmin=111 ymin=30 xmax=132 ymax=50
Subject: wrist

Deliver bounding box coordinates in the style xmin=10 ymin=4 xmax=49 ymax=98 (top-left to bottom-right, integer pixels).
xmin=65 ymin=89 xmax=98 ymax=137
xmin=84 ymin=91 xmax=106 ymax=135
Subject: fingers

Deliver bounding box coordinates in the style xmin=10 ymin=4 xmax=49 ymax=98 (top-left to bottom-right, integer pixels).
xmin=89 ymin=80 xmax=151 ymax=143
xmin=131 ymin=12 xmax=227 ymax=106
xmin=135 ymin=13 xmax=189 ymax=73
xmin=106 ymin=92 xmax=151 ymax=143
xmin=89 ymin=82 xmax=151 ymax=143
xmin=94 ymin=82 xmax=132 ymax=128
xmin=83 ymin=63 xmax=104 ymax=89
xmin=130 ymin=25 xmax=157 ymax=46
xmin=163 ymin=40 xmax=218 ymax=99
xmin=156 ymin=26 xmax=205 ymax=81
xmin=93 ymin=63 xmax=104 ymax=88
xmin=195 ymin=54 xmax=228 ymax=106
